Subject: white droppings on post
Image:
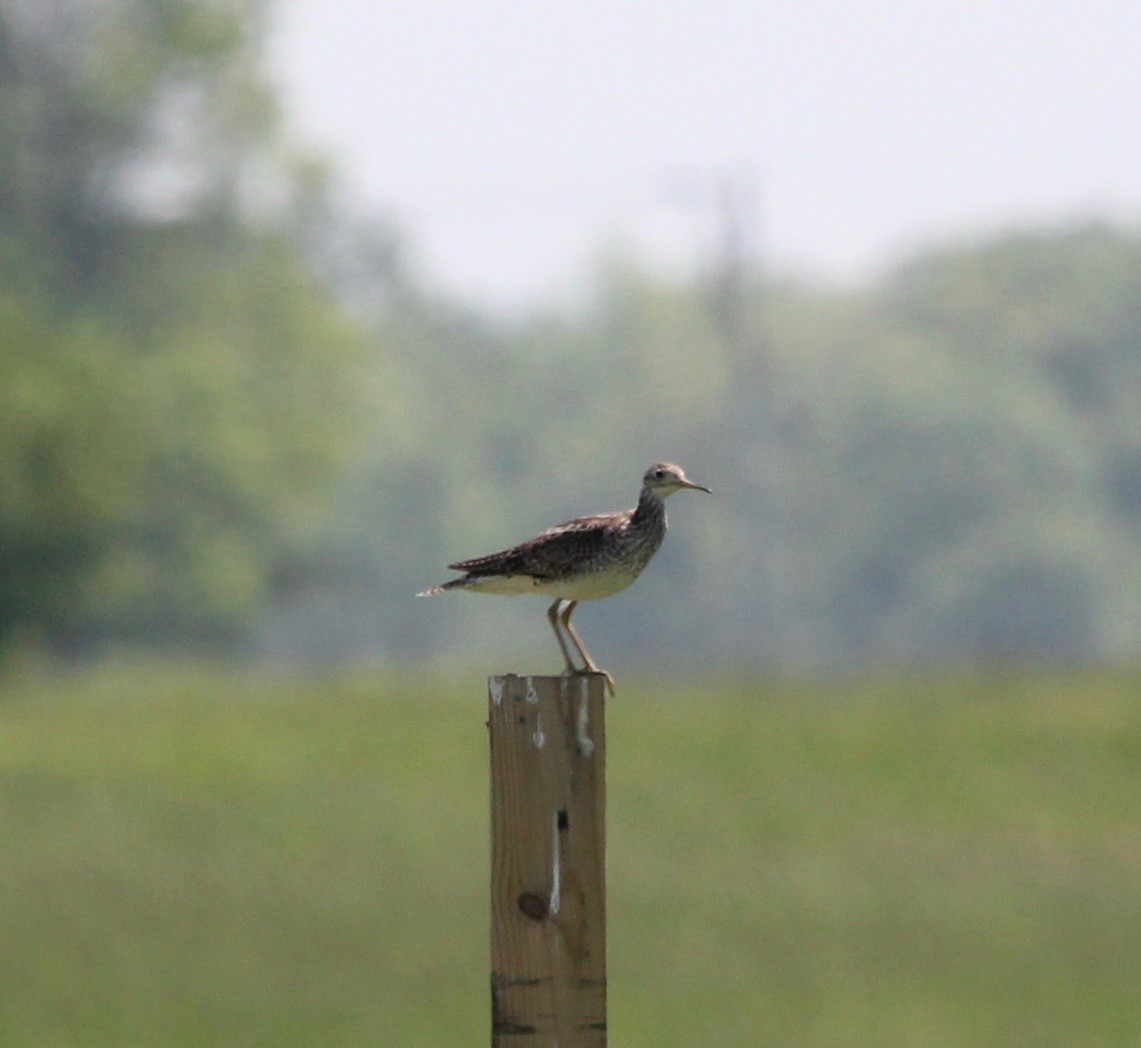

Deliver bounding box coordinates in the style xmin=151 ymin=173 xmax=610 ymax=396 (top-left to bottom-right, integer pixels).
xmin=489 ymin=676 xmax=505 ymax=706
xmin=548 ymin=810 xmax=562 ymax=917
xmin=576 ymin=676 xmax=595 ymax=757
xmin=521 ymin=677 xmax=545 ymax=747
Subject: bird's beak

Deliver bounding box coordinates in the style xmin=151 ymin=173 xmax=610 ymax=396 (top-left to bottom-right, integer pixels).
xmin=681 ymin=478 xmax=711 ymax=493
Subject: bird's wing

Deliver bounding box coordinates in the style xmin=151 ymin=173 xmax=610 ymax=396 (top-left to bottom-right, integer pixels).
xmin=448 ymin=512 xmax=624 ymax=579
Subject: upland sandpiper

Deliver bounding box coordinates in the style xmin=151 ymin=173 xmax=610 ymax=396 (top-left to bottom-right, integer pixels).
xmin=418 ymin=462 xmax=710 ymax=693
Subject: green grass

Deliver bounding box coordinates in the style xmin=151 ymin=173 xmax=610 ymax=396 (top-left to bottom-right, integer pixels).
xmin=1 ymin=664 xmax=1139 ymax=1046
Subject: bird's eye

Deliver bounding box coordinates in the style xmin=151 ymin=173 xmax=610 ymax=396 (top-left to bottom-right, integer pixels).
xmin=654 ymin=469 xmax=665 ymax=479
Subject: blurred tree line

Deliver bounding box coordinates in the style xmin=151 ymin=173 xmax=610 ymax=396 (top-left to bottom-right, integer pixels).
xmin=0 ymin=0 xmax=365 ymax=655
xmin=274 ymin=225 xmax=1139 ymax=666
xmin=2 ymin=0 xmax=1138 ymax=666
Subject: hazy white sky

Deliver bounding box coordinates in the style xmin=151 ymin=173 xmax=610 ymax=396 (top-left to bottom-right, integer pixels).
xmin=269 ymin=0 xmax=1141 ymax=310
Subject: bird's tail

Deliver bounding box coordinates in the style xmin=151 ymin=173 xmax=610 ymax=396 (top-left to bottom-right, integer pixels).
xmin=416 ymin=578 xmax=467 ymax=597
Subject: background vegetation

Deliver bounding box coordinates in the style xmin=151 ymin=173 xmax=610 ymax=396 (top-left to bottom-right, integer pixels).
xmin=0 ymin=0 xmax=1137 ymax=669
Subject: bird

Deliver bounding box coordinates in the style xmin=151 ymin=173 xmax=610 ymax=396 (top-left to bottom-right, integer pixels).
xmin=418 ymin=462 xmax=710 ymax=694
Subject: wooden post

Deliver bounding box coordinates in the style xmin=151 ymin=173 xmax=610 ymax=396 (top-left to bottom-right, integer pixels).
xmin=489 ymin=673 xmax=607 ymax=1047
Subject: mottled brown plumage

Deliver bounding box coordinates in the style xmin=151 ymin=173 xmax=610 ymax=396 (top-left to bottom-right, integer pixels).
xmin=419 ymin=462 xmax=710 ymax=693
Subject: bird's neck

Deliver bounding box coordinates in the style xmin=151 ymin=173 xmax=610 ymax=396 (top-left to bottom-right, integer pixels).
xmin=632 ymin=486 xmax=667 ymax=528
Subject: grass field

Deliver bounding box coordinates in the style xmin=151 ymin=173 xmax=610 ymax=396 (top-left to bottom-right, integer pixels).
xmin=0 ymin=664 xmax=1138 ymax=1046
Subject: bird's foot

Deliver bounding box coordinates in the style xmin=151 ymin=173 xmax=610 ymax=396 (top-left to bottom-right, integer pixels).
xmin=566 ymin=664 xmax=615 ymax=697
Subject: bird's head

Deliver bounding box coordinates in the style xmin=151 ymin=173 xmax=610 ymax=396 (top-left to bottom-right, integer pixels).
xmin=641 ymin=462 xmax=711 ymax=497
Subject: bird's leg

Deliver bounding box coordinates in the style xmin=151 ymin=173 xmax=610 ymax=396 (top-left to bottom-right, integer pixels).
xmin=547 ymin=599 xmax=581 ymax=675
xmin=559 ymin=600 xmax=616 ymax=696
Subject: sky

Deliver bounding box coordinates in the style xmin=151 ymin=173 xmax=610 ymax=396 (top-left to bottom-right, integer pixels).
xmin=269 ymin=0 xmax=1141 ymax=312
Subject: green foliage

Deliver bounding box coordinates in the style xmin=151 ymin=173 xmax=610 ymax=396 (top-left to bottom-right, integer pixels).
xmin=0 ymin=665 xmax=1138 ymax=1045
xmin=344 ymin=224 xmax=1141 ymax=665
xmin=0 ymin=0 xmax=366 ymax=653
xmin=84 ymin=234 xmax=366 ymax=648
xmin=0 ymin=299 xmax=151 ymax=646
